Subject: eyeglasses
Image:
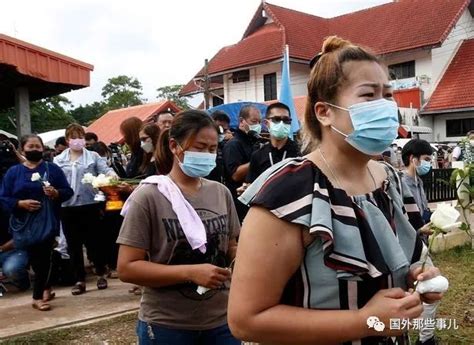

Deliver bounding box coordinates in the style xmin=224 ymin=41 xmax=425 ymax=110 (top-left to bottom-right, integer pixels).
xmin=268 ymin=116 xmax=292 ymax=124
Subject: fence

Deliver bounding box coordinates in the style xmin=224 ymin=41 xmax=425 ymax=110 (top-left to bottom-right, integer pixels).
xmin=420 ymin=168 xmax=456 ymax=202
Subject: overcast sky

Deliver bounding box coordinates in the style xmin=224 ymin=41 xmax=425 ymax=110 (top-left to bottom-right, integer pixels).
xmin=0 ymin=0 xmax=390 ymax=107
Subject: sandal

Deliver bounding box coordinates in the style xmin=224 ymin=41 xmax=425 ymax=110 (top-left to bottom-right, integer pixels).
xmin=128 ymin=285 xmax=142 ymax=295
xmin=43 ymin=289 xmax=56 ymax=302
xmin=97 ymin=277 xmax=108 ymax=290
xmin=32 ymin=300 xmax=51 ymax=311
xmin=71 ymin=282 xmax=86 ymax=296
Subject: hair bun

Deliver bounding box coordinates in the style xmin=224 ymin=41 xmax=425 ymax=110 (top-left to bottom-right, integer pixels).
xmin=321 ymin=36 xmax=352 ymax=54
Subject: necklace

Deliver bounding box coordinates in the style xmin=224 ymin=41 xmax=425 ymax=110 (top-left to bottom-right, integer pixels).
xmin=318 ymin=148 xmax=377 ymax=190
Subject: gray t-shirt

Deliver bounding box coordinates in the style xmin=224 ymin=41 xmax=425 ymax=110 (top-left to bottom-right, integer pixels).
xmin=117 ymin=179 xmax=240 ymax=330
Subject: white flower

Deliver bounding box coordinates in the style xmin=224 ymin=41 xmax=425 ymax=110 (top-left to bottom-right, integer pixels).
xmin=92 ymin=174 xmax=112 ymax=188
xmin=43 ymin=181 xmax=51 ymax=187
xmin=196 ymin=286 xmax=210 ymax=295
xmin=31 ymin=172 xmax=41 ymax=182
xmin=430 ymin=204 xmax=460 ymax=231
xmin=416 ymin=275 xmax=449 ymax=294
xmin=81 ymin=173 xmax=95 ymax=184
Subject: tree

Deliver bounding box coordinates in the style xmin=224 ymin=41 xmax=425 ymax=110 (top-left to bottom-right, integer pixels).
xmin=101 ymin=75 xmax=144 ymax=110
xmin=0 ymin=95 xmax=75 ymax=135
xmin=156 ymin=84 xmax=190 ymax=110
xmin=69 ymin=101 xmax=107 ymax=126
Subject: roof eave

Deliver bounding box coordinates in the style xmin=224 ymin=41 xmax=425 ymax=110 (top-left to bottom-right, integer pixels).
xmin=420 ymin=106 xmax=474 ymax=115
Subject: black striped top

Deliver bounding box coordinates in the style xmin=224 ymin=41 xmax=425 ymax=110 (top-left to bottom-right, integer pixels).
xmin=239 ymin=158 xmax=426 ymax=345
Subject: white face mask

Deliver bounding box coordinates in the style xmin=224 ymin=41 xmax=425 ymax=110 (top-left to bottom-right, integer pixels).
xmin=141 ymin=141 xmax=154 ymax=153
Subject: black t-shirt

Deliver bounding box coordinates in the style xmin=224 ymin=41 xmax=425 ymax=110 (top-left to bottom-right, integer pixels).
xmin=222 ymin=129 xmax=259 ymax=222
xmin=126 ymin=148 xmax=145 ymax=178
xmin=246 ymin=139 xmax=300 ymax=183
xmin=222 ymin=129 xmax=258 ymax=192
xmin=0 ymin=206 xmax=11 ymax=245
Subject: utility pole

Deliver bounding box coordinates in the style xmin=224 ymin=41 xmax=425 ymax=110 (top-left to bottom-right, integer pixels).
xmin=203 ymin=58 xmax=210 ymax=109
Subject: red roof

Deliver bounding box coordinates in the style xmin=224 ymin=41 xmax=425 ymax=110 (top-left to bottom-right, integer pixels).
xmin=0 ymin=34 xmax=94 ymax=108
xmin=422 ymin=38 xmax=474 ymax=113
xmin=87 ymin=101 xmax=180 ymax=144
xmin=181 ymin=0 xmax=469 ymax=95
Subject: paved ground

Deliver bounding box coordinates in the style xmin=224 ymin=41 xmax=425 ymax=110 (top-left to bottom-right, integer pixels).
xmin=0 ymin=276 xmax=140 ymax=340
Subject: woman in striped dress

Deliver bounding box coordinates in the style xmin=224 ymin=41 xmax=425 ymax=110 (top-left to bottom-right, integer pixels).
xmin=228 ymin=36 xmax=444 ymax=345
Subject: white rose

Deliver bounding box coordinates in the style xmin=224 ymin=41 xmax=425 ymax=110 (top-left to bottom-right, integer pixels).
xmin=81 ymin=173 xmax=95 ymax=184
xmin=416 ymin=275 xmax=449 ymax=294
xmin=430 ymin=204 xmax=460 ymax=231
xmin=196 ymin=286 xmax=210 ymax=295
xmin=31 ymin=172 xmax=41 ymax=182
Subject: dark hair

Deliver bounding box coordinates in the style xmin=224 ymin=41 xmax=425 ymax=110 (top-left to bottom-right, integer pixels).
xmin=141 ymin=124 xmax=160 ymax=148
xmin=401 ymin=139 xmax=434 ymax=166
xmin=265 ymin=102 xmax=291 ymax=118
xmin=85 ymin=132 xmax=99 ymax=142
xmin=9 ymin=138 xmax=19 ymax=149
xmin=304 ymin=36 xmax=381 ymax=151
xmin=238 ymin=105 xmax=260 ymax=121
xmin=65 ymin=123 xmax=85 ymax=139
xmin=211 ymin=111 xmax=230 ymax=124
xmin=55 ymin=136 xmax=67 ymax=147
xmin=90 ymin=141 xmax=110 ymax=158
xmin=20 ymin=134 xmax=44 ymax=150
xmin=139 ymin=124 xmax=161 ymax=173
xmin=120 ymin=117 xmax=143 ymax=152
xmin=156 ymin=110 xmax=218 ymax=175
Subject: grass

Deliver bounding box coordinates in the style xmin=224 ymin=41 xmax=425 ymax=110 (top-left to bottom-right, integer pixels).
xmin=409 ymin=244 xmax=474 ymax=344
xmin=3 ymin=245 xmax=473 ymax=344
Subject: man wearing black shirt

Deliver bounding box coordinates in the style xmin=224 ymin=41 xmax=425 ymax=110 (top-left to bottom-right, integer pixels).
xmin=222 ymin=105 xmax=262 ymax=222
xmin=246 ymin=102 xmax=300 ymax=183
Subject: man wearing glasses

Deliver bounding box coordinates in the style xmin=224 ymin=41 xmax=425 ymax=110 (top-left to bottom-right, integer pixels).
xmin=246 ymin=102 xmax=300 ymax=183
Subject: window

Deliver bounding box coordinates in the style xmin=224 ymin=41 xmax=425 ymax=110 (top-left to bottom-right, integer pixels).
xmin=264 ymin=72 xmax=277 ymax=101
xmin=389 ymin=61 xmax=415 ymax=79
xmin=212 ymin=96 xmax=224 ymax=106
xmin=232 ymin=70 xmax=250 ymax=83
xmin=446 ymin=118 xmax=474 ymax=137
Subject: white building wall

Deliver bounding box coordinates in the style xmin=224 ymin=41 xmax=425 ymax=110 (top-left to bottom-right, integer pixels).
xmin=431 ymin=112 xmax=474 ymax=143
xmin=222 ymin=62 xmax=309 ymax=104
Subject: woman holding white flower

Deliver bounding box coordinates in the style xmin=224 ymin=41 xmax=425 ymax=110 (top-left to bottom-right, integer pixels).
xmin=0 ymin=134 xmax=73 ymax=311
xmin=54 ymin=123 xmax=117 ymax=296
xmin=228 ymin=36 xmax=444 ymax=345
xmin=117 ymin=110 xmax=240 ymax=344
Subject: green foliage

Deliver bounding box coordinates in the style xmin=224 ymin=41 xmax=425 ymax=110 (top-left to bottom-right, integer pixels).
xmin=69 ymin=101 xmax=107 ymax=126
xmin=156 ymin=84 xmax=189 ymax=110
xmin=101 ymin=75 xmax=144 ymax=110
xmin=0 ymin=95 xmax=74 ymax=134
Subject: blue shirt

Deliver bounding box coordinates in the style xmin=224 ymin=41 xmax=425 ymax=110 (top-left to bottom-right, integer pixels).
xmin=54 ymin=148 xmax=115 ymax=207
xmin=0 ymin=162 xmax=73 ymax=220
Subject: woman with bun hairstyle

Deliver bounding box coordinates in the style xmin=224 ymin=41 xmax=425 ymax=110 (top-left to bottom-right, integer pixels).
xmin=228 ymin=36 xmax=444 ymax=344
xmin=117 ymin=110 xmax=240 ymax=344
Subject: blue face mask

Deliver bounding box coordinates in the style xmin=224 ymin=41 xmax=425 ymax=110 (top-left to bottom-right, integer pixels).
xmin=248 ymin=123 xmax=262 ymax=135
xmin=269 ymin=121 xmax=291 ymax=140
xmin=416 ymin=159 xmax=432 ymax=176
xmin=327 ymin=99 xmax=399 ymax=155
xmin=178 ymin=150 xmax=217 ymax=178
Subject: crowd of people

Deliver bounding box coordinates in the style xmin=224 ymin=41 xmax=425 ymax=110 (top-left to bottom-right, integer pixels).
xmin=2 ymin=35 xmax=473 ymax=344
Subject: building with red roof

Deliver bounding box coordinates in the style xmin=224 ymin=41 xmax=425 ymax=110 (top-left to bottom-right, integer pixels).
xmin=87 ymin=101 xmax=180 ymax=144
xmin=181 ymin=0 xmax=474 ymax=143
